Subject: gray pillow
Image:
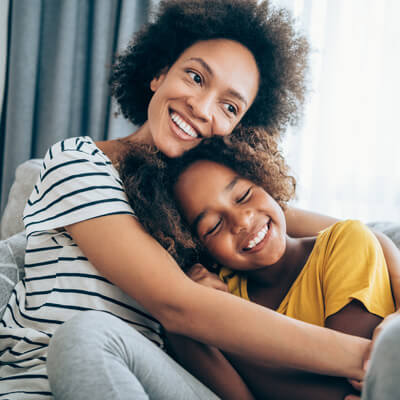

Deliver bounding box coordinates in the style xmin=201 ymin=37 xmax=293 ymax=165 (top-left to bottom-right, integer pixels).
xmin=0 ymin=231 xmax=26 ymax=319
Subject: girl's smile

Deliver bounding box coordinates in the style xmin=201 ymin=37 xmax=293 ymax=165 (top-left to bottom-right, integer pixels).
xmin=174 ymin=160 xmax=287 ymax=270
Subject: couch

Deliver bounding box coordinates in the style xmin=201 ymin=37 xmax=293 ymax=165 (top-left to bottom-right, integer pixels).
xmin=0 ymin=159 xmax=41 ymax=318
xmin=1 ymin=159 xmax=400 ymax=320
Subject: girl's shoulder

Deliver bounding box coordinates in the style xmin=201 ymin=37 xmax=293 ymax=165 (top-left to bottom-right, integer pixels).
xmin=318 ymin=220 xmax=375 ymax=247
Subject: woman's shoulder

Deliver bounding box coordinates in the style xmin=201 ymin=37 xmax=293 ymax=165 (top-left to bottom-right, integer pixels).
xmin=44 ymin=136 xmax=110 ymax=165
xmin=39 ymin=136 xmax=120 ymax=183
xmin=23 ymin=136 xmax=133 ymax=234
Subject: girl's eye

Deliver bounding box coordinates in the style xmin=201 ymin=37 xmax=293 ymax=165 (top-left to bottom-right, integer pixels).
xmin=205 ymin=219 xmax=222 ymax=237
xmin=223 ymin=103 xmax=237 ymax=115
xmin=236 ymin=188 xmax=251 ymax=203
xmin=188 ymin=71 xmax=202 ymax=85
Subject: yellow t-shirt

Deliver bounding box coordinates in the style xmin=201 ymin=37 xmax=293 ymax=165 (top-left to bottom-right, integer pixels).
xmin=219 ymin=220 xmax=395 ymax=326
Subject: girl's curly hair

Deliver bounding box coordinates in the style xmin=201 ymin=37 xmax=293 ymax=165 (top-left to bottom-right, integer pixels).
xmin=110 ymin=0 xmax=309 ymax=132
xmin=118 ymin=127 xmax=296 ymax=269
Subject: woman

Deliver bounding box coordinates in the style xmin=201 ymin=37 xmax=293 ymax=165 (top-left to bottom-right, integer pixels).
xmin=0 ymin=1 xmax=396 ymax=399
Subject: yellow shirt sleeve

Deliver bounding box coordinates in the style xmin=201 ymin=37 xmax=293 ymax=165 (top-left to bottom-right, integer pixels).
xmin=320 ymin=220 xmax=395 ymax=319
xmin=220 ymin=220 xmax=395 ymax=327
xmin=278 ymin=220 xmax=395 ymax=325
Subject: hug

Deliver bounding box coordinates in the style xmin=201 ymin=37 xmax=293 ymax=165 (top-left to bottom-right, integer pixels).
xmin=1 ymin=0 xmax=399 ymax=399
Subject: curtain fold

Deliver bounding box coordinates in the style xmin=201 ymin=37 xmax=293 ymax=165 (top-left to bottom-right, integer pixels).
xmin=0 ymin=0 xmax=151 ymax=213
xmin=278 ymin=0 xmax=400 ymax=222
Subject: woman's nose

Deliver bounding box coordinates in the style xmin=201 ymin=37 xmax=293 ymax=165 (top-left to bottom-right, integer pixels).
xmin=186 ymin=92 xmax=213 ymax=125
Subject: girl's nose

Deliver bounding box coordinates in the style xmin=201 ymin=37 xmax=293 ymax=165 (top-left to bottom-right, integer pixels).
xmin=230 ymin=209 xmax=253 ymax=235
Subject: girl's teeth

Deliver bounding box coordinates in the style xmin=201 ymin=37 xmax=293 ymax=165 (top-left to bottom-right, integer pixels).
xmin=171 ymin=112 xmax=198 ymax=138
xmin=246 ymin=225 xmax=269 ymax=249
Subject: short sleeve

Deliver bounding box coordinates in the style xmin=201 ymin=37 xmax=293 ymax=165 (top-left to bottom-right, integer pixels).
xmin=322 ymin=220 xmax=395 ymax=319
xmin=23 ymin=137 xmax=135 ymax=235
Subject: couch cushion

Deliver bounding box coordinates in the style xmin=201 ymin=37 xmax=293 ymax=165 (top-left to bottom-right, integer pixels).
xmin=0 ymin=159 xmax=42 ymax=239
xmin=368 ymin=221 xmax=400 ymax=250
xmin=0 ymin=231 xmax=26 ymax=319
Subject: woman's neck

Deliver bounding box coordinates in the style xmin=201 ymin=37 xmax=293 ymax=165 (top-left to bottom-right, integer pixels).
xmin=96 ymin=122 xmax=153 ymax=164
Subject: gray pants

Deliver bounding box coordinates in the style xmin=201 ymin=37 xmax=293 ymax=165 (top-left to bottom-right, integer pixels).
xmin=48 ymin=311 xmax=400 ymax=400
xmin=47 ymin=311 xmax=219 ymax=400
xmin=362 ymin=316 xmax=400 ymax=400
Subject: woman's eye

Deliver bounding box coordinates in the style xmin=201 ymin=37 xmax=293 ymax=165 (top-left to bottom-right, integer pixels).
xmin=188 ymin=71 xmax=202 ymax=85
xmin=223 ymin=103 xmax=237 ymax=115
xmin=237 ymin=188 xmax=251 ymax=203
xmin=205 ymin=219 xmax=222 ymax=237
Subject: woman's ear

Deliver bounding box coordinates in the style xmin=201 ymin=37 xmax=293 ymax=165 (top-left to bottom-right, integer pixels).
xmin=150 ymin=67 xmax=168 ymax=92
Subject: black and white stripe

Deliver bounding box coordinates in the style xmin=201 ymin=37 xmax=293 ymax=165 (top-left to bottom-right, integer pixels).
xmin=0 ymin=137 xmax=163 ymax=398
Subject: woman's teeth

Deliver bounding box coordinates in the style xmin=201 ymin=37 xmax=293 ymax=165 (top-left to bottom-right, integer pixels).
xmin=246 ymin=224 xmax=269 ymax=250
xmin=171 ymin=112 xmax=198 ymax=138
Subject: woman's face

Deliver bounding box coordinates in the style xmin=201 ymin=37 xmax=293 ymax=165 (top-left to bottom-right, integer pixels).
xmin=174 ymin=160 xmax=287 ymax=270
xmin=147 ymin=39 xmax=260 ymax=158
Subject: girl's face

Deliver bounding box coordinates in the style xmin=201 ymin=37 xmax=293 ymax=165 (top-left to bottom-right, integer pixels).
xmin=147 ymin=39 xmax=260 ymax=158
xmin=174 ymin=160 xmax=287 ymax=270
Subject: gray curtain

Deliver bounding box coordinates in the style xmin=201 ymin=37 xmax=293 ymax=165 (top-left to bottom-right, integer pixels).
xmin=0 ymin=0 xmax=152 ymax=213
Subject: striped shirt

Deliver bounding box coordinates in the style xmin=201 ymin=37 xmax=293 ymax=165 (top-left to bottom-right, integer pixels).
xmin=0 ymin=137 xmax=163 ymax=399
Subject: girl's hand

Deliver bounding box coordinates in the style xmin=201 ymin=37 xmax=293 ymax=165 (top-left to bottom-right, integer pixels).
xmin=363 ymin=310 xmax=400 ymax=369
xmin=187 ymin=264 xmax=228 ymax=292
xmin=347 ymin=311 xmax=400 ymax=400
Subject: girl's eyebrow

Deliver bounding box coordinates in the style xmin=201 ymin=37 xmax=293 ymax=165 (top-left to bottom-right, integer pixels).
xmin=186 ymin=57 xmax=248 ymax=107
xmin=190 ymin=175 xmax=241 ymax=232
xmin=224 ymin=175 xmax=240 ymax=192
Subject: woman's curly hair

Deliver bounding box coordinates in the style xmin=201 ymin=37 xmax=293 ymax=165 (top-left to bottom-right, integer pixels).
xmin=119 ymin=127 xmax=296 ymax=269
xmin=110 ymin=0 xmax=309 ymax=132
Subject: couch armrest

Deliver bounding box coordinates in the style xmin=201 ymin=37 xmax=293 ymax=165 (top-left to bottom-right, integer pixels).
xmin=0 ymin=159 xmax=42 ymax=239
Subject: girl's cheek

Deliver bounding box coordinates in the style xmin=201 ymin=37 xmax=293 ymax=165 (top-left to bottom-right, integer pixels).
xmin=213 ymin=237 xmax=235 ymax=262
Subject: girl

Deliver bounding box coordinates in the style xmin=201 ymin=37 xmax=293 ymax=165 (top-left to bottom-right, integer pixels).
xmin=1 ymin=1 xmax=395 ymax=399
xmin=120 ymin=133 xmax=398 ymax=399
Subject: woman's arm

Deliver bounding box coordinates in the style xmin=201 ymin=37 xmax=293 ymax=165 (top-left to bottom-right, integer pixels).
xmin=374 ymin=231 xmax=400 ymax=308
xmin=164 ymin=265 xmax=254 ymax=400
xmin=224 ymin=301 xmax=377 ymax=400
xmin=284 ymin=206 xmax=339 ymax=237
xmin=65 ymin=214 xmax=368 ymax=379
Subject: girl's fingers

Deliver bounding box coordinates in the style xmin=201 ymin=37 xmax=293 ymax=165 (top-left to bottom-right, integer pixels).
xmin=348 ymin=378 xmax=363 ymax=391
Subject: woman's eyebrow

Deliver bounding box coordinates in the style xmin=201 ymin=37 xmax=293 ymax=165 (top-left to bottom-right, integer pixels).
xmin=187 ymin=57 xmax=213 ymax=76
xmin=186 ymin=57 xmax=248 ymax=107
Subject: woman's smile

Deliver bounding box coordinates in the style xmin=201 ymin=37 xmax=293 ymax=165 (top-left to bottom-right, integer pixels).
xmin=169 ymin=109 xmax=201 ymax=140
xmin=145 ymin=39 xmax=260 ymax=158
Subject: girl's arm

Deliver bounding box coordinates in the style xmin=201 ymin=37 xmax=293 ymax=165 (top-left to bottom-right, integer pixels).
xmin=285 ymin=206 xmax=400 ymax=306
xmin=166 ymin=332 xmax=255 ymax=400
xmin=65 ymin=213 xmax=368 ymax=379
